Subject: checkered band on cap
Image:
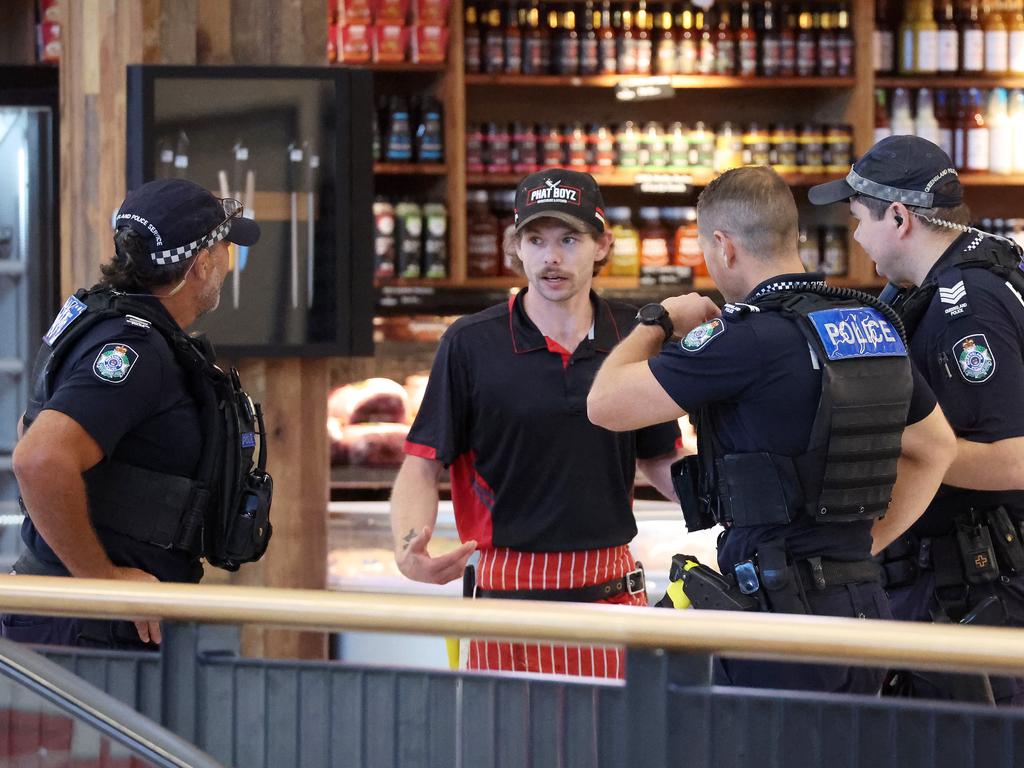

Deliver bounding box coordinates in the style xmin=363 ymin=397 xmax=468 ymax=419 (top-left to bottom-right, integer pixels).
xmin=150 ymin=220 xmax=231 ymax=266
xmin=846 ymin=169 xmax=936 ymax=208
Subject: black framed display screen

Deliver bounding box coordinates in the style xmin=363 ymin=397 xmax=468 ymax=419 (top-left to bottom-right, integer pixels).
xmin=127 ymin=66 xmax=374 ymax=356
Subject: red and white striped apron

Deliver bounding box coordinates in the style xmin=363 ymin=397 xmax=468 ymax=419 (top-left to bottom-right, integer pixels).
xmin=467 ymin=544 xmax=646 ymax=679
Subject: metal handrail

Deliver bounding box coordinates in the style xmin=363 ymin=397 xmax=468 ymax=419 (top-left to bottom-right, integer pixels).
xmin=0 ymin=574 xmax=1022 ymax=676
xmin=0 ymin=636 xmax=224 ymax=768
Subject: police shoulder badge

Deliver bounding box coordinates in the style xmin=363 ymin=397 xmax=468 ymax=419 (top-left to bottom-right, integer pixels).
xmin=952 ymin=334 xmax=995 ymax=384
xmin=92 ymin=343 xmax=139 ymax=384
xmin=681 ymin=318 xmax=726 ymax=352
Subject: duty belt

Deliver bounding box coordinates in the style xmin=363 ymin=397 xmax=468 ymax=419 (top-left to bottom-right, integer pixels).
xmin=474 ymin=564 xmax=646 ymax=602
xmin=793 ymin=557 xmax=883 ymax=591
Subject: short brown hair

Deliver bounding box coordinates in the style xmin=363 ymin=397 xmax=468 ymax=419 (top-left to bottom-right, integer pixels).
xmin=696 ymin=166 xmax=799 ymax=259
xmin=852 ymin=182 xmax=971 ymax=233
xmin=502 ymin=216 xmax=609 ymax=277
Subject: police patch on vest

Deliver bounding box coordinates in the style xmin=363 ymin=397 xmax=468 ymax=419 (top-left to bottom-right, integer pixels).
xmin=43 ymin=295 xmax=88 ymax=347
xmin=808 ymin=307 xmax=907 ymax=360
xmin=681 ymin=318 xmax=726 ymax=352
xmin=953 ymin=334 xmax=995 ymax=383
xmin=92 ymin=343 xmax=138 ymax=383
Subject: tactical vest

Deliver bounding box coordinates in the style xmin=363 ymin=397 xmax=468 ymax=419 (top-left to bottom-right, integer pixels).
xmin=675 ymin=284 xmax=913 ymax=532
xmin=23 ymin=287 xmax=273 ymax=571
xmin=881 ymin=230 xmax=1024 ymax=338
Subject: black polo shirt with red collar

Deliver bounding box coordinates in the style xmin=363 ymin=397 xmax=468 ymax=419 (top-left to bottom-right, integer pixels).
xmin=405 ymin=289 xmax=680 ymax=552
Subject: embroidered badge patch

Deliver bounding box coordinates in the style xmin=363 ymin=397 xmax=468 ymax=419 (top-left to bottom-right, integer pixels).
xmin=92 ymin=343 xmax=138 ymax=383
xmin=681 ymin=318 xmax=726 ymax=352
xmin=43 ymin=295 xmax=88 ymax=347
xmin=952 ymin=334 xmax=995 ymax=383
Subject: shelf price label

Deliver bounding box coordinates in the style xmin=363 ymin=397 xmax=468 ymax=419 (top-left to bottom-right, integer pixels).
xmin=614 ymin=77 xmax=675 ymax=103
xmin=633 ymin=173 xmax=693 ymax=195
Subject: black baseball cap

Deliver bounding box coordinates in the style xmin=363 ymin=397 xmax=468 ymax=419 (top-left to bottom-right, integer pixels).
xmin=809 ymin=135 xmax=963 ymax=209
xmin=114 ymin=178 xmax=260 ymax=267
xmin=514 ymin=168 xmax=607 ymax=233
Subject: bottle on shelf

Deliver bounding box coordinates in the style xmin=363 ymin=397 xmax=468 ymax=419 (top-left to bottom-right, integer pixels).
xmin=598 ymin=1 xmax=618 ymax=74
xmin=467 ymin=190 xmax=501 ymax=278
xmin=617 ymin=120 xmax=642 ymax=168
xmin=482 ymin=1 xmax=505 ymax=74
xmin=510 ymin=121 xmax=539 ymax=174
xmin=936 ymin=89 xmax=957 ymax=158
xmin=689 ymin=121 xmax=716 ymax=171
xmin=656 ymin=5 xmax=678 ymax=74
xmin=780 ymin=2 xmax=798 ymax=75
xmin=798 ymin=122 xmax=826 ymax=173
xmin=385 ymin=95 xmax=413 ymax=162
xmin=796 ymin=4 xmax=818 ymax=77
xmin=915 ymin=88 xmax=942 ymax=147
xmin=541 ymin=123 xmax=565 ymax=166
xmin=874 ymin=88 xmax=893 ymax=144
xmin=821 ymin=227 xmax=848 ymax=276
xmin=567 ymin=122 xmax=590 ymax=169
xmin=697 ymin=7 xmax=717 ymax=74
xmin=677 ymin=3 xmax=700 ymax=74
xmin=466 ymin=123 xmax=485 ymax=173
xmin=1009 ymin=88 xmax=1024 ymax=172
xmin=606 ymin=207 xmax=641 ymax=277
xmin=965 ymin=88 xmax=992 ymax=172
xmin=737 ymin=1 xmax=759 ymax=77
xmin=900 ymin=0 xmax=938 ymax=74
xmin=555 ymin=7 xmax=581 ymax=75
xmin=640 ymin=121 xmax=669 ymax=168
xmin=836 ymin=1 xmax=854 ymax=76
xmin=590 ymin=122 xmax=616 ymax=172
xmin=674 ymin=207 xmax=705 ymax=277
xmin=522 ymin=0 xmax=547 ymax=74
xmin=669 ymin=121 xmax=690 ymax=168
xmin=1010 ymin=0 xmax=1024 ymax=73
xmin=484 ymin=122 xmax=511 ymax=173
xmin=798 ymin=226 xmax=821 ymax=271
xmin=962 ymin=0 xmax=986 ymax=73
xmin=818 ymin=3 xmax=839 ymax=77
xmin=373 ymin=199 xmax=397 ymax=280
xmin=762 ymin=0 xmax=782 ymax=76
xmin=395 ymin=201 xmax=424 ymax=279
xmin=414 ymin=96 xmax=444 ymax=163
xmin=581 ymin=0 xmax=601 ymax=74
xmin=874 ymin=0 xmax=896 ymax=74
xmin=635 ymin=1 xmax=654 ymax=74
xmin=953 ymin=88 xmax=969 ymax=167
xmin=772 ymin=122 xmax=799 ymax=172
xmin=936 ymin=0 xmax=960 ymax=73
xmin=639 ymin=207 xmax=671 ymax=272
xmin=714 ymin=4 xmax=737 ymax=75
xmin=422 ymin=201 xmax=449 ymax=279
xmin=714 ymin=121 xmax=743 ymax=171
xmin=988 ymin=88 xmax=1013 ymax=173
xmin=984 ymin=0 xmax=1010 ymax=74
xmin=465 ymin=1 xmax=483 ymax=74
xmin=619 ymin=6 xmax=639 ymax=74
xmin=891 ymin=87 xmax=916 ymax=136
xmin=503 ymin=1 xmax=524 ymax=75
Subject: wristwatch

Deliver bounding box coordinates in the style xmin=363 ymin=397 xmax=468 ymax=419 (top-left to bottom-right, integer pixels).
xmin=636 ymin=303 xmax=674 ymax=342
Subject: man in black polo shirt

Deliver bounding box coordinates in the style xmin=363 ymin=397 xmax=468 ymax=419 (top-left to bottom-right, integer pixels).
xmin=589 ymin=166 xmax=955 ymax=694
xmin=390 ymin=168 xmax=680 ymax=677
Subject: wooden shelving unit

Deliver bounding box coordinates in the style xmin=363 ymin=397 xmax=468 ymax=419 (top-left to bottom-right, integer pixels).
xmin=374 ymin=162 xmax=447 ymax=175
xmin=464 ymin=74 xmax=858 ymax=90
xmin=876 ymin=76 xmax=1024 ymax=89
xmin=466 ymin=171 xmax=844 ymax=189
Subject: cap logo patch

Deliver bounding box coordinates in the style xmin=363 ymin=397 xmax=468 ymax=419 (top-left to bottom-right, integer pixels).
xmin=92 ymin=343 xmax=139 ymax=384
xmin=953 ymin=334 xmax=995 ymax=383
xmin=924 ymin=167 xmax=958 ymax=192
xmin=527 ymin=178 xmax=582 ymax=207
xmin=681 ymin=318 xmax=726 ymax=352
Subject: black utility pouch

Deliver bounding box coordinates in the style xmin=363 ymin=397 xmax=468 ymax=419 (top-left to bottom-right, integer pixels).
xmin=672 ymin=456 xmax=716 ymax=531
xmin=224 ymin=472 xmax=274 ymax=566
xmin=988 ymin=506 xmax=1024 ymax=574
xmin=955 ymin=516 xmax=1000 ymax=585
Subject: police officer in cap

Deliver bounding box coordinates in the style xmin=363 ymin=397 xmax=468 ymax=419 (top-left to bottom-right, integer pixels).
xmin=590 ymin=165 xmax=956 ymax=694
xmin=6 ymin=178 xmax=259 ymax=649
xmin=811 ymin=136 xmax=1024 ymax=704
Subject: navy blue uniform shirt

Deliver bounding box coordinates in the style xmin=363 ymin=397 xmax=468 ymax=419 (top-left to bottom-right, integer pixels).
xmin=648 ymin=274 xmax=937 ymax=570
xmin=21 ymin=296 xmax=203 ymax=583
xmin=405 ymin=289 xmax=681 ymax=552
xmin=905 ymin=232 xmax=1024 ymax=535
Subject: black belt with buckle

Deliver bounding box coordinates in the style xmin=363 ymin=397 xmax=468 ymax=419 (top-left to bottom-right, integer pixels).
xmin=794 ymin=557 xmax=882 ymax=591
xmin=474 ymin=564 xmax=645 ymax=602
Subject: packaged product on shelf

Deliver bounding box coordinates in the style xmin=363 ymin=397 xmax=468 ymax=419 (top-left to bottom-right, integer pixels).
xmin=411 ymin=25 xmax=449 ymax=63
xmin=640 ymin=122 xmax=669 ymax=169
xmin=567 ymin=122 xmax=589 ymax=169
xmin=797 ymin=123 xmax=826 ymax=174
xmin=522 ymin=2 xmax=548 ymax=74
xmin=761 ymin=0 xmax=782 ymax=76
xmin=413 ymin=0 xmax=449 ymax=25
xmin=936 ymin=1 xmax=959 ymax=73
xmin=373 ymin=24 xmax=410 ymax=62
xmin=985 ymin=2 xmax=1010 ymax=74
xmin=913 ymin=89 xmax=941 ymax=148
xmin=1012 ymin=6 xmax=1024 ymax=74
xmin=337 ymin=0 xmax=373 ymax=24
xmin=688 ymin=121 xmax=715 ymax=171
xmin=874 ymin=89 xmax=892 ymax=145
xmin=821 ymin=227 xmax=848 ymax=276
xmin=697 ymin=8 xmax=716 ymax=75
xmin=634 ymin=3 xmax=654 ymax=75
xmin=713 ymin=121 xmax=743 ymax=172
xmin=511 ymin=121 xmax=540 ymax=174
xmin=373 ymin=200 xmax=397 ymax=279
xmin=965 ymin=88 xmax=991 ymax=172
xmin=503 ymin=3 xmax=523 ymax=74
xmin=736 ymin=1 xmax=758 ymax=77
xmin=639 ymin=207 xmax=671 ymax=272
xmin=590 ymin=123 xmax=616 ymax=172
xmin=796 ymin=6 xmax=817 ymax=76
xmin=936 ymin=89 xmax=955 ymax=160
xmin=414 ymin=96 xmax=444 ymax=162
xmin=484 ymin=122 xmax=511 ymax=173
xmin=743 ymin=122 xmax=772 ymax=167
xmin=466 ymin=123 xmax=485 ymax=173
xmin=337 ymin=24 xmax=373 ymax=62
xmin=464 ymin=2 xmax=482 ymax=72
xmin=616 ymin=121 xmax=641 ymax=168
xmin=619 ymin=7 xmax=639 ymax=74
xmin=655 ymin=7 xmax=678 ymax=75
xmin=541 ymin=123 xmax=565 ymax=167
xmin=988 ymin=89 xmax=1013 ymax=175
xmin=492 ymin=190 xmax=517 ymax=276
xmin=385 ymin=96 xmax=413 ymax=162
xmin=962 ymin=2 xmax=985 ymax=73
xmin=373 ymin=0 xmax=409 ymax=23
xmin=662 ymin=207 xmax=693 ymax=282
xmin=554 ymin=8 xmax=583 ymax=76
xmin=798 ymin=226 xmax=820 ymax=272
xmin=668 ymin=122 xmax=689 ymax=169
xmin=606 ymin=206 xmax=641 ymax=277
xmin=598 ymin=2 xmax=618 ymax=74
xmin=580 ymin=2 xmax=600 ymax=74
xmin=395 ymin=201 xmax=423 ymax=278
xmin=818 ymin=6 xmax=839 ymax=77
xmin=824 ymin=125 xmax=853 ymax=173
xmin=38 ymin=20 xmax=62 ymax=63
xmin=836 ymin=3 xmax=854 ymax=75
xmin=422 ymin=202 xmax=448 ymax=279
xmin=714 ymin=4 xmax=737 ymax=75
xmin=771 ymin=123 xmax=798 ymax=173
xmin=778 ymin=3 xmax=797 ymax=74
xmin=1011 ymin=90 xmax=1024 ymax=173
xmin=673 ymin=206 xmax=706 ymax=277
xmin=466 ymin=190 xmax=500 ymax=277
xmin=481 ymin=3 xmax=504 ymax=74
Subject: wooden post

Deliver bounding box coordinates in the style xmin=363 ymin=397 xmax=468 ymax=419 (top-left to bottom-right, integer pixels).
xmin=61 ymin=1 xmax=330 ymax=660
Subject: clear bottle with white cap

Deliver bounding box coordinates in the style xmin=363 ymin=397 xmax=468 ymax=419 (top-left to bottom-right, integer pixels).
xmin=988 ymin=88 xmax=1014 ymax=174
xmin=1009 ymin=89 xmax=1024 ymax=173
xmin=914 ymin=88 xmax=941 ymax=147
xmin=964 ymin=88 xmax=991 ymax=173
xmin=891 ymin=87 xmax=916 ymax=136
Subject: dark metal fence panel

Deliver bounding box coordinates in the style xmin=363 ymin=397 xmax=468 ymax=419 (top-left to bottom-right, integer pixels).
xmin=44 ymin=648 xmax=160 ymax=719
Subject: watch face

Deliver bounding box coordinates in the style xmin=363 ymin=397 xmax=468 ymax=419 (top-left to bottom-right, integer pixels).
xmin=638 ymin=303 xmax=666 ymax=323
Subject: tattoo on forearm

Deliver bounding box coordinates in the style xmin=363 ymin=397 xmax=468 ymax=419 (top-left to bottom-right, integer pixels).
xmin=403 ymin=528 xmax=416 ymax=548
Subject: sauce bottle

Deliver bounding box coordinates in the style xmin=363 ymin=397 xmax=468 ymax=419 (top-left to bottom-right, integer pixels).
xmin=465 ymin=2 xmax=483 ymax=73
xmin=962 ymin=1 xmax=986 ymax=73
xmin=714 ymin=5 xmax=737 ymax=75
xmin=677 ymin=4 xmax=699 ymax=74
xmin=796 ymin=4 xmax=818 ymax=77
xmin=635 ymin=1 xmax=654 ymax=74
xmin=522 ymin=1 xmax=547 ymax=74
xmin=466 ymin=190 xmax=501 ymax=277
xmin=737 ymin=1 xmax=759 ymax=77
xmin=656 ymin=7 xmax=678 ymax=74
xmin=937 ymin=0 xmax=960 ymax=74
xmin=607 ymin=207 xmax=641 ymax=276
xmin=762 ymin=1 xmax=782 ymax=76
xmin=598 ymin=1 xmax=618 ymax=74
xmin=580 ymin=1 xmax=601 ymax=74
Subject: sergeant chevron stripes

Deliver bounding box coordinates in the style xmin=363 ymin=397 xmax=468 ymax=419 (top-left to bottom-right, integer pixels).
xmin=939 ymin=281 xmax=967 ymax=305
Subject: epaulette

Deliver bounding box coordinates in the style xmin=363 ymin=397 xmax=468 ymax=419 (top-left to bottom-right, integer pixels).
xmin=124 ymin=314 xmax=153 ymax=332
xmin=723 ymin=303 xmax=760 ymax=316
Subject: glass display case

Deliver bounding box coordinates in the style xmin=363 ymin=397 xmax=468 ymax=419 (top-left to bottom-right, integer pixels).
xmin=0 ymin=66 xmax=59 ymax=570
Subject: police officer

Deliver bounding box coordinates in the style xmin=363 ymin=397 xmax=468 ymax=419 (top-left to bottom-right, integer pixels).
xmin=811 ymin=136 xmax=1024 ymax=704
xmin=6 ymin=178 xmax=260 ymax=650
xmin=589 ymin=165 xmax=956 ymax=693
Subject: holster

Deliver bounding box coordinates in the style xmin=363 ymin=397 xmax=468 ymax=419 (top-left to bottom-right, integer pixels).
xmin=667 ymin=554 xmax=758 ymax=612
xmin=955 ymin=513 xmax=1000 ymax=585
xmin=988 ymin=506 xmax=1024 ymax=575
xmin=672 ymin=456 xmax=717 ymax=532
xmin=756 ymin=540 xmax=808 ymax=615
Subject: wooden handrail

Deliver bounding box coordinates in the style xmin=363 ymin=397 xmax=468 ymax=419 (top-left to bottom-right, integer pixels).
xmin=0 ymin=575 xmax=1021 ymax=676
